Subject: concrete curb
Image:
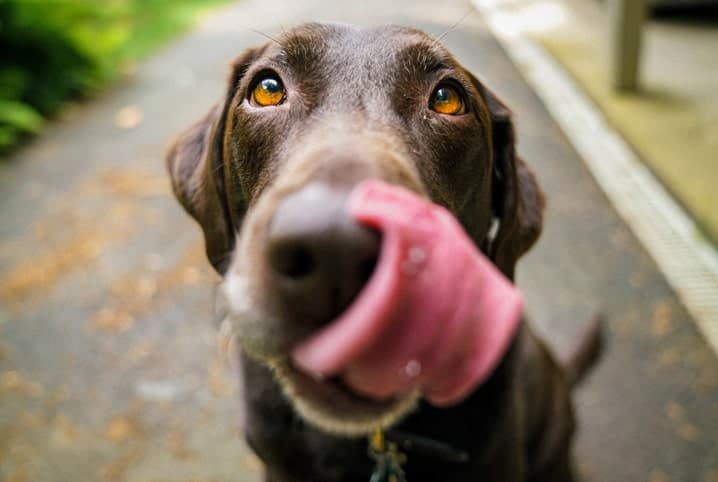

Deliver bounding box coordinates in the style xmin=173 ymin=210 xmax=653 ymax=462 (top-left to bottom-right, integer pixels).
xmin=471 ymin=0 xmax=718 ymax=355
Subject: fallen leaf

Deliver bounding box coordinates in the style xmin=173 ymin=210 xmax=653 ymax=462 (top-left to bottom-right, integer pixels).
xmin=0 ymin=232 xmax=104 ymax=305
xmin=100 ymin=447 xmax=144 ymax=481
xmin=658 ymin=348 xmax=679 ymax=367
xmin=629 ymin=271 xmax=645 ymax=288
xmin=98 ymin=167 xmax=169 ymax=198
xmin=90 ymin=308 xmax=135 ymax=333
xmin=2 ymin=464 xmax=31 ymax=482
xmin=50 ymin=414 xmax=80 ymax=446
xmin=664 ymin=401 xmax=685 ymax=421
xmin=207 ymin=358 xmax=233 ymax=397
xmin=677 ymin=422 xmax=699 ymax=441
xmin=127 ymin=341 xmax=155 ymax=364
xmin=651 ymin=301 xmax=672 ymax=337
xmin=0 ymin=342 xmax=10 ymax=362
xmin=19 ymin=410 xmax=47 ymax=429
xmin=104 ymin=416 xmax=138 ymax=443
xmin=168 ymin=430 xmax=198 ymax=461
xmin=0 ymin=371 xmax=45 ymax=398
xmin=649 ymin=469 xmax=669 ymax=482
xmin=114 ymin=105 xmax=143 ymax=129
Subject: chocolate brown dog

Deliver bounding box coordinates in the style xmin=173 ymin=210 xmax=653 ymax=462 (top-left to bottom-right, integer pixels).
xmin=166 ymin=23 xmax=601 ymax=482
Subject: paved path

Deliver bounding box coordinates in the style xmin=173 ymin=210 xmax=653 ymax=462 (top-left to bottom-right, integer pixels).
xmin=1 ymin=0 xmax=716 ymax=481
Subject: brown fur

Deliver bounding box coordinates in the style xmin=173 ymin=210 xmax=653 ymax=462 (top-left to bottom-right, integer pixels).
xmin=166 ymin=23 xmax=601 ymax=482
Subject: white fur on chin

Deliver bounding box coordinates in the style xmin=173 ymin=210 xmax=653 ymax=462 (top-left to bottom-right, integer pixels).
xmin=268 ymin=360 xmax=421 ymax=437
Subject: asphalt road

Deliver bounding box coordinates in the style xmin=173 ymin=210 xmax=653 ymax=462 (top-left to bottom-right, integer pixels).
xmin=1 ymin=0 xmax=716 ymax=481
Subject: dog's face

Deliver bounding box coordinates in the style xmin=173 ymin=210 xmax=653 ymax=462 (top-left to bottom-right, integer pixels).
xmin=167 ymin=23 xmax=543 ymax=435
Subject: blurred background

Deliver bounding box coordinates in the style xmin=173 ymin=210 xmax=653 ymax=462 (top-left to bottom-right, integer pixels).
xmin=1 ymin=0 xmax=717 ymax=481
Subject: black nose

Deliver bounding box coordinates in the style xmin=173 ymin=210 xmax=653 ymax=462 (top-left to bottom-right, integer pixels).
xmin=266 ymin=184 xmax=381 ymax=326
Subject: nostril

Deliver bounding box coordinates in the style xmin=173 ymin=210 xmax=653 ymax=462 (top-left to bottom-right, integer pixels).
xmin=270 ymin=242 xmax=316 ymax=280
xmin=264 ymin=184 xmax=383 ymax=326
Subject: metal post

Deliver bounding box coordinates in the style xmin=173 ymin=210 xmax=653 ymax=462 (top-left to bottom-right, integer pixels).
xmin=610 ymin=0 xmax=647 ymax=92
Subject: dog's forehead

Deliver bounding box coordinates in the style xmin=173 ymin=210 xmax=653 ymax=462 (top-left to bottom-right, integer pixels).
xmin=270 ymin=23 xmax=455 ymax=77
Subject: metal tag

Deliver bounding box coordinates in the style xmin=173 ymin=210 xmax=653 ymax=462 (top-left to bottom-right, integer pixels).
xmin=368 ymin=429 xmax=407 ymax=482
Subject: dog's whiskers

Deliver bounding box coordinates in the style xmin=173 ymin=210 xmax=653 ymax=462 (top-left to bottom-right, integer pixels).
xmin=238 ymin=25 xmax=282 ymax=46
xmin=217 ymin=316 xmax=239 ymax=368
xmin=432 ymin=8 xmax=475 ymax=45
xmin=211 ymin=160 xmax=227 ymax=177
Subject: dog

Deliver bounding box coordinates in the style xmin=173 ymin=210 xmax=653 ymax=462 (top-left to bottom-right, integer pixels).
xmin=166 ymin=23 xmax=601 ymax=482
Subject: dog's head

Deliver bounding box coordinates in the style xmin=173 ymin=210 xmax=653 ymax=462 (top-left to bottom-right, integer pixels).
xmin=167 ymin=23 xmax=543 ymax=435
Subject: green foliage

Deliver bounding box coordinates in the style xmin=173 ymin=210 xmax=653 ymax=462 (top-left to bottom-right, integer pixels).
xmin=0 ymin=0 xmax=230 ymax=155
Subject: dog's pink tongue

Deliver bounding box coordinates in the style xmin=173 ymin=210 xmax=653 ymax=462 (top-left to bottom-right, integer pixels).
xmin=291 ymin=180 xmax=523 ymax=406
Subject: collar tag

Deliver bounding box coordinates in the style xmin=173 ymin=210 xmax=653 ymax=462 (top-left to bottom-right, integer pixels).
xmin=369 ymin=429 xmax=407 ymax=482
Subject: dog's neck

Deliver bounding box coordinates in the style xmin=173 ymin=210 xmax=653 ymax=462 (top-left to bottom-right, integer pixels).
xmin=384 ymin=429 xmax=469 ymax=464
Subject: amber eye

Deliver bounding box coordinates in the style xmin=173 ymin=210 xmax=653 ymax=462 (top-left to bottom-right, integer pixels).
xmin=252 ymin=75 xmax=285 ymax=106
xmin=430 ymin=85 xmax=465 ymax=115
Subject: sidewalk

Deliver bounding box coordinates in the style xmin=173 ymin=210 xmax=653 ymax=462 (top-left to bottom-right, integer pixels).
xmin=517 ymin=0 xmax=718 ymax=243
xmin=1 ymin=1 xmax=717 ymax=481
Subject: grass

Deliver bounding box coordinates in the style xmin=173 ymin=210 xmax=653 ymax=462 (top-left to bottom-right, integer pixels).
xmin=104 ymin=0 xmax=233 ymax=62
xmin=0 ymin=0 xmax=233 ymax=155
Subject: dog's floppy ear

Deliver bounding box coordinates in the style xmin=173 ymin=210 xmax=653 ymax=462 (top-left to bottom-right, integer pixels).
xmin=166 ymin=48 xmax=263 ymax=273
xmin=479 ymin=84 xmax=545 ymax=280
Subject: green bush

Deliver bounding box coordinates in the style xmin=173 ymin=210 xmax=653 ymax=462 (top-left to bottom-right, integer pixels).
xmin=0 ymin=0 xmax=229 ymax=155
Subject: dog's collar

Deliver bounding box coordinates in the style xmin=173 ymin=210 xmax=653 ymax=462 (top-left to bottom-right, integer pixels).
xmin=385 ymin=429 xmax=469 ymax=464
xmin=368 ymin=428 xmax=469 ymax=481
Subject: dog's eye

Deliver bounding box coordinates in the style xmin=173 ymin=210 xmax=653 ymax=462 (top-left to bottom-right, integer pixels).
xmin=252 ymin=75 xmax=285 ymax=107
xmin=430 ymin=85 xmax=465 ymax=115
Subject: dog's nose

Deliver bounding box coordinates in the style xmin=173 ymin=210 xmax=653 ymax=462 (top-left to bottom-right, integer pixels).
xmin=266 ymin=184 xmax=381 ymax=325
